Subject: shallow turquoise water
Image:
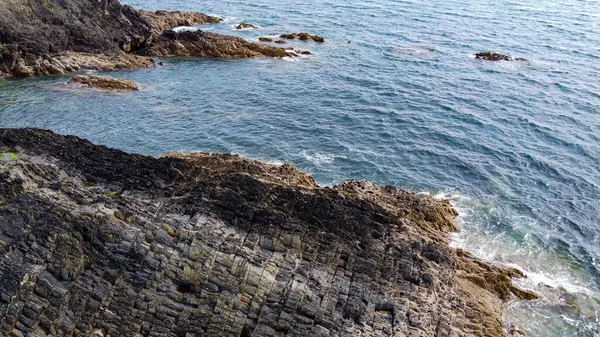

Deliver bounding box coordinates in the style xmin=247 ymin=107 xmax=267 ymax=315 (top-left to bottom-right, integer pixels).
xmin=1 ymin=0 xmax=599 ymax=335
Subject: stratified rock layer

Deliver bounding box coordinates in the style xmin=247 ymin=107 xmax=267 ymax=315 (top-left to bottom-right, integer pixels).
xmin=0 ymin=129 xmax=533 ymax=337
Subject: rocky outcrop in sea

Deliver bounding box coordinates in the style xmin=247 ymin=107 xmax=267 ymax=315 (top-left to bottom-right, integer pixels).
xmin=0 ymin=129 xmax=536 ymax=337
xmin=0 ymin=0 xmax=287 ymax=77
xmin=143 ymin=30 xmax=289 ymax=58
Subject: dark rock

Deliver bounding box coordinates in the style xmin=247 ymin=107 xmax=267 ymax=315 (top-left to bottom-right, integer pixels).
xmin=258 ymin=37 xmax=273 ymax=42
xmin=474 ymin=52 xmax=511 ymax=61
xmin=235 ymin=23 xmax=258 ymax=30
xmin=280 ymin=32 xmax=325 ymax=43
xmin=0 ymin=128 xmax=536 ymax=337
xmin=0 ymin=0 xmax=223 ymax=77
xmin=300 ymin=50 xmax=312 ymax=55
xmin=274 ymin=40 xmax=287 ymax=44
xmin=280 ymin=33 xmax=299 ymax=40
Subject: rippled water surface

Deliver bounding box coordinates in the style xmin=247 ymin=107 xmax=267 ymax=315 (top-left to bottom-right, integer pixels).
xmin=2 ymin=0 xmax=600 ymax=335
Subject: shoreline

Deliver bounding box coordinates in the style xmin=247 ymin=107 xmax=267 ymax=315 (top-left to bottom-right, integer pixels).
xmin=0 ymin=128 xmax=536 ymax=336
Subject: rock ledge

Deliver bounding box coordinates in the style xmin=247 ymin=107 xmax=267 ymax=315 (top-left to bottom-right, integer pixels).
xmin=0 ymin=129 xmax=536 ymax=337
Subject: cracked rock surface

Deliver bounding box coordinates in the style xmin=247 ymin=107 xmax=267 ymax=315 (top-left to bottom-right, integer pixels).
xmin=0 ymin=129 xmax=533 ymax=337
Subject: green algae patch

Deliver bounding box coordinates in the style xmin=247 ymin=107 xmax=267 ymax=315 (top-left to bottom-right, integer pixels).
xmin=0 ymin=148 xmax=20 ymax=160
xmin=102 ymin=191 xmax=121 ymax=198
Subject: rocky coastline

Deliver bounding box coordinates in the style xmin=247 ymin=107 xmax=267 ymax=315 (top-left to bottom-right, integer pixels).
xmin=0 ymin=0 xmax=289 ymax=77
xmin=0 ymin=129 xmax=536 ymax=337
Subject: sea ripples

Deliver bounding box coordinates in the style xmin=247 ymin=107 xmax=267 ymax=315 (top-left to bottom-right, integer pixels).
xmin=2 ymin=0 xmax=600 ymax=335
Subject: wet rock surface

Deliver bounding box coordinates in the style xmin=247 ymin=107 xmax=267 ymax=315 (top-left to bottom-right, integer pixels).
xmin=69 ymin=75 xmax=139 ymax=91
xmin=143 ymin=30 xmax=291 ymax=58
xmin=0 ymin=128 xmax=536 ymax=337
xmin=280 ymin=33 xmax=325 ymax=43
xmin=235 ymin=23 xmax=259 ymax=30
xmin=474 ymin=52 xmax=519 ymax=61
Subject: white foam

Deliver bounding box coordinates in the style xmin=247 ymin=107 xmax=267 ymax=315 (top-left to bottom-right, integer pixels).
xmin=263 ymin=159 xmax=284 ymax=166
xmin=172 ymin=26 xmax=200 ymax=33
xmin=301 ymin=151 xmax=336 ymax=165
xmin=439 ymin=190 xmax=600 ymax=301
xmin=219 ymin=16 xmax=238 ymax=24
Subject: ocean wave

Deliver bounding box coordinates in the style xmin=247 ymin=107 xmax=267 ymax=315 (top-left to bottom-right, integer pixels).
xmin=172 ymin=25 xmax=200 ymax=33
xmin=300 ymin=151 xmax=338 ymax=165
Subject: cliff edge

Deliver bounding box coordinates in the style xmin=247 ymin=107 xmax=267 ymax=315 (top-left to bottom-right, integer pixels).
xmin=0 ymin=129 xmax=534 ymax=336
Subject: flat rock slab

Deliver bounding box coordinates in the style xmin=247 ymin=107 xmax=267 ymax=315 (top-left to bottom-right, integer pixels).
xmin=69 ymin=75 xmax=139 ymax=91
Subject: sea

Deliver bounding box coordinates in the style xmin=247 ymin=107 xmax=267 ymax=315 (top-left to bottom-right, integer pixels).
xmin=1 ymin=0 xmax=599 ymax=335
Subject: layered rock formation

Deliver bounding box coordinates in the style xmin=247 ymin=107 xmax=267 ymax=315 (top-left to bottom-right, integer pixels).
xmin=0 ymin=0 xmax=286 ymax=77
xmin=0 ymin=129 xmax=535 ymax=337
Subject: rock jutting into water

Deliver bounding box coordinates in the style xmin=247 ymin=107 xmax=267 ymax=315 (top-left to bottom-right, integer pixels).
xmin=0 ymin=0 xmax=286 ymax=78
xmin=0 ymin=128 xmax=538 ymax=337
xmin=280 ymin=33 xmax=326 ymax=43
xmin=236 ymin=23 xmax=259 ymax=30
xmin=69 ymin=75 xmax=139 ymax=91
xmin=143 ymin=30 xmax=290 ymax=58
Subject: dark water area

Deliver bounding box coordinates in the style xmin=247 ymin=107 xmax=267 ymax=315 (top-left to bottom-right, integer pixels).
xmin=1 ymin=0 xmax=599 ymax=334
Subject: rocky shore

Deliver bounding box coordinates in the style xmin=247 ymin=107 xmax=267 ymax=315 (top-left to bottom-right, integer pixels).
xmin=0 ymin=0 xmax=288 ymax=77
xmin=0 ymin=129 xmax=536 ymax=337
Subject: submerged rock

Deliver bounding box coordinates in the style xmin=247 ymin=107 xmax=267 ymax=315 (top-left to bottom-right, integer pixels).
xmin=144 ymin=30 xmax=290 ymax=58
xmin=69 ymin=75 xmax=139 ymax=91
xmin=0 ymin=128 xmax=537 ymax=337
xmin=258 ymin=37 xmax=274 ymax=42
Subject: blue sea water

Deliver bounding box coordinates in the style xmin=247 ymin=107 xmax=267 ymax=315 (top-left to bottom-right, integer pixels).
xmin=1 ymin=0 xmax=599 ymax=335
